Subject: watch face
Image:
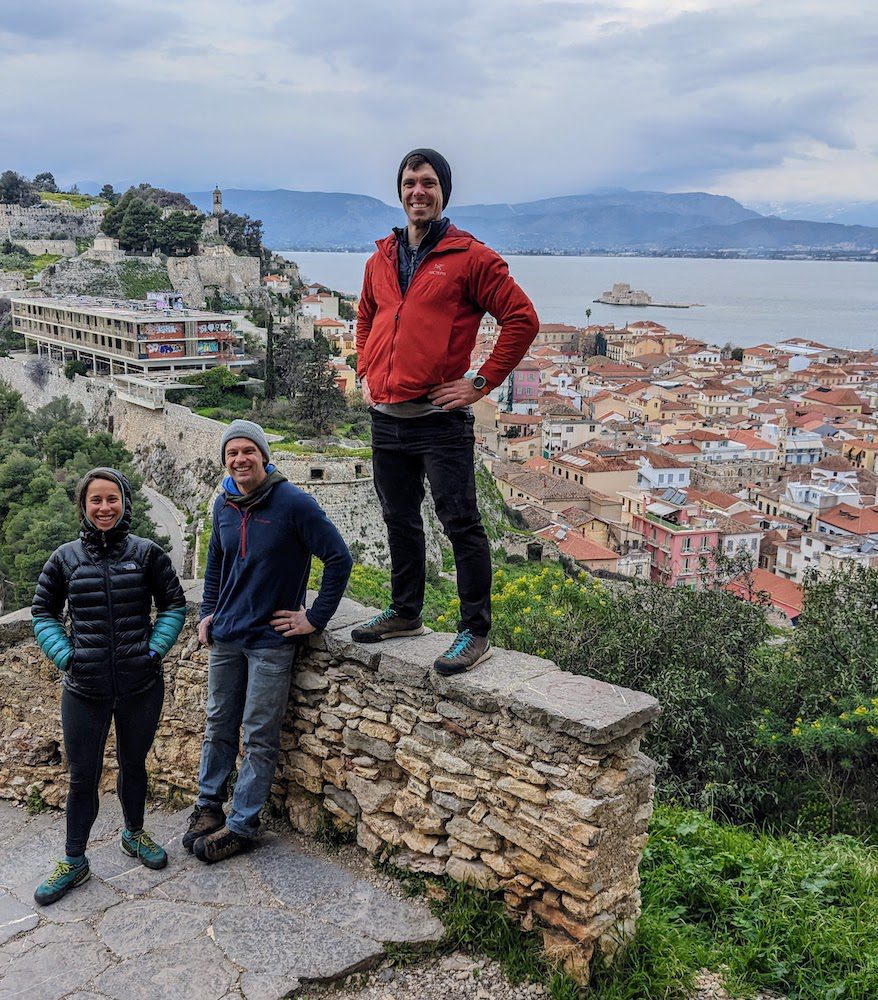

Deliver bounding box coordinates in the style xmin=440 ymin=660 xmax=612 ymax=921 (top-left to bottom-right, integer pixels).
xmin=473 ymin=375 xmax=487 ymax=390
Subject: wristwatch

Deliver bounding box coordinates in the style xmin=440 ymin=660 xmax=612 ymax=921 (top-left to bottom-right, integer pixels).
xmin=471 ymin=374 xmax=489 ymax=393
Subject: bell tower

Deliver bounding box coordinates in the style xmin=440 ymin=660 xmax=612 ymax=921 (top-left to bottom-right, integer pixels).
xmin=212 ymin=185 xmax=222 ymax=216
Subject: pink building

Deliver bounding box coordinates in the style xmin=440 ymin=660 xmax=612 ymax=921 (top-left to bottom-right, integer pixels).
xmin=632 ymin=497 xmax=719 ymax=588
xmin=511 ymin=360 xmax=540 ymax=402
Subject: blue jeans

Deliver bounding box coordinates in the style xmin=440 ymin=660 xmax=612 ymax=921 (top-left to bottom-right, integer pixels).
xmin=196 ymin=641 xmax=296 ymax=838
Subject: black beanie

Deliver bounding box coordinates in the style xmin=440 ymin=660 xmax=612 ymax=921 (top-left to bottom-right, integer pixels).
xmin=397 ymin=148 xmax=452 ymax=210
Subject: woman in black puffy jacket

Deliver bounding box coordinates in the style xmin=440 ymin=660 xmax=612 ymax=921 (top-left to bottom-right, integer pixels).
xmin=31 ymin=467 xmax=186 ymax=905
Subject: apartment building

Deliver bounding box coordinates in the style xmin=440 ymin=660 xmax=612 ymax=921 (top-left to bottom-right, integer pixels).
xmin=10 ymin=295 xmax=248 ymax=376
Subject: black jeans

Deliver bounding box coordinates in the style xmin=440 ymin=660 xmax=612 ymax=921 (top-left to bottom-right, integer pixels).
xmin=61 ymin=679 xmax=164 ymax=856
xmin=371 ymin=408 xmax=491 ymax=636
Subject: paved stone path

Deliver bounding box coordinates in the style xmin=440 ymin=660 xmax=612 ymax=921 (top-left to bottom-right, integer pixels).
xmin=0 ymin=798 xmax=443 ymax=1000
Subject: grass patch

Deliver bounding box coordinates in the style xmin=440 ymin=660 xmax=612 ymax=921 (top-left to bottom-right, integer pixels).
xmin=372 ymin=807 xmax=878 ymax=999
xmin=309 ymin=560 xmax=457 ymax=625
xmin=0 ymin=249 xmax=61 ymax=279
xmin=40 ymin=191 xmax=107 ymax=210
xmin=639 ymin=806 xmax=878 ymax=998
xmin=273 ymin=441 xmax=372 ymax=459
xmin=29 ymin=253 xmax=62 ymax=273
xmin=193 ymin=396 xmax=254 ymax=420
xmin=118 ymin=260 xmax=173 ymax=299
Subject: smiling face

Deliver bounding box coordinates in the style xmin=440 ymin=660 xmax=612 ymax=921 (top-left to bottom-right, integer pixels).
xmin=224 ymin=437 xmax=268 ymax=494
xmin=400 ymin=162 xmax=444 ymax=229
xmin=84 ymin=477 xmax=124 ymax=532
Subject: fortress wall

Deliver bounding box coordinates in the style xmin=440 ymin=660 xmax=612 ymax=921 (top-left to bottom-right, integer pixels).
xmin=0 ymin=204 xmax=103 ymax=240
xmin=0 ymin=596 xmax=658 ymax=984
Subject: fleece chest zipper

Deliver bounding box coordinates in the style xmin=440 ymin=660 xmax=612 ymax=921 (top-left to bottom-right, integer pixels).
xmin=228 ymin=502 xmax=252 ymax=559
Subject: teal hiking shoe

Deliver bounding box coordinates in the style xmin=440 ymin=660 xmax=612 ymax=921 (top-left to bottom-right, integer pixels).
xmin=433 ymin=629 xmax=492 ymax=676
xmin=351 ymin=607 xmax=425 ymax=643
xmin=34 ymin=857 xmax=90 ymax=906
xmin=121 ymin=828 xmax=168 ymax=870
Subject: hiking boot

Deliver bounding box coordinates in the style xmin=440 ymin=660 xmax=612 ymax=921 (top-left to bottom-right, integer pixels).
xmin=121 ymin=829 xmax=168 ymax=870
xmin=433 ymin=630 xmax=492 ymax=676
xmin=193 ymin=825 xmax=253 ymax=865
xmin=351 ymin=607 xmax=425 ymax=643
xmin=34 ymin=857 xmax=90 ymax=906
xmin=182 ymin=805 xmax=225 ymax=853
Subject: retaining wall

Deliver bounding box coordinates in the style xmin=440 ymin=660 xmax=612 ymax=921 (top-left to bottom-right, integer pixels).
xmin=0 ymin=594 xmax=659 ymax=982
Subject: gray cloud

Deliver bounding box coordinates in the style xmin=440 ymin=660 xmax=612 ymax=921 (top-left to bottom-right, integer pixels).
xmin=0 ymin=0 xmax=875 ymax=204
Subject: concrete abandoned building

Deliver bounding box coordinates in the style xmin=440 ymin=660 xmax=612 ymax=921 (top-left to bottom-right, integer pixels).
xmin=9 ymin=294 xmax=249 ymax=377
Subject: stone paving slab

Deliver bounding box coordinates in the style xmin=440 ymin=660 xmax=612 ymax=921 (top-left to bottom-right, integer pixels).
xmin=0 ymin=892 xmax=38 ymax=946
xmin=0 ymin=797 xmax=444 ymax=1000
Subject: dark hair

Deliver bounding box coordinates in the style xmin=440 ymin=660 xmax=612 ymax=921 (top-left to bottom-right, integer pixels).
xmin=402 ymin=153 xmax=430 ymax=172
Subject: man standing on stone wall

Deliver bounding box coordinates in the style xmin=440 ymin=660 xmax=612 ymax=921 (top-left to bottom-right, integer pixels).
xmin=352 ymin=148 xmax=539 ymax=675
xmin=185 ymin=419 xmax=352 ymax=863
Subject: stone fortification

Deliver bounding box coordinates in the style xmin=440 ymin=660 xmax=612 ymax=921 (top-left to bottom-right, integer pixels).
xmin=0 ymin=595 xmax=658 ymax=983
xmin=0 ymin=273 xmax=28 ymax=292
xmin=167 ymin=248 xmax=265 ymax=309
xmin=0 ymin=355 xmax=112 ymax=424
xmin=0 ymin=202 xmax=102 ymax=241
xmin=39 ymin=255 xmax=171 ymax=298
xmin=13 ymin=238 xmax=77 ymax=257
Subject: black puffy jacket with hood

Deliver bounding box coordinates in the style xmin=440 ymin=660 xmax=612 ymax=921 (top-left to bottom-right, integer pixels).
xmin=32 ymin=468 xmax=186 ymax=699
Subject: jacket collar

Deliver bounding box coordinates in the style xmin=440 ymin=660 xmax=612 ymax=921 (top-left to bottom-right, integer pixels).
xmin=377 ymin=222 xmax=474 ymax=258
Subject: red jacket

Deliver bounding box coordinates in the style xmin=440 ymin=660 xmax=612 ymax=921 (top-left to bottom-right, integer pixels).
xmin=356 ymin=225 xmax=538 ymax=404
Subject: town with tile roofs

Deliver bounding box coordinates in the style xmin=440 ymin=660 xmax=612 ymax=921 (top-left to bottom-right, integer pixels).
xmin=425 ymin=318 xmax=878 ymax=627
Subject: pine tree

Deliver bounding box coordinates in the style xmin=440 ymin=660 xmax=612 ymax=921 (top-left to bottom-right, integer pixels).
xmin=291 ymin=337 xmax=346 ymax=435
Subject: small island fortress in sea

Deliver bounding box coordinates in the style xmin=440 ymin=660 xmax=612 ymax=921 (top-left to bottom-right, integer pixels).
xmin=594 ymin=282 xmax=697 ymax=308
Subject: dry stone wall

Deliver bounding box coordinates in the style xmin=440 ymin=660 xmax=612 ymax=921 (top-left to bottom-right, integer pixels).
xmin=14 ymin=238 xmax=77 ymax=257
xmin=0 ymin=203 xmax=103 ymax=240
xmin=0 ymin=595 xmax=659 ymax=983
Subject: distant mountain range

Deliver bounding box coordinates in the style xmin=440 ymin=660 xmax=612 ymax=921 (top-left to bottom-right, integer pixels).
xmin=187 ymin=187 xmax=878 ymax=257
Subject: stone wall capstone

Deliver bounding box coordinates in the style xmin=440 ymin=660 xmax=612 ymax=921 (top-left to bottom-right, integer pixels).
xmin=0 ymin=593 xmax=659 ymax=983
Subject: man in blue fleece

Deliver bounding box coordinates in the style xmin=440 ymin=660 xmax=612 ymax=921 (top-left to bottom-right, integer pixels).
xmin=185 ymin=419 xmax=352 ymax=863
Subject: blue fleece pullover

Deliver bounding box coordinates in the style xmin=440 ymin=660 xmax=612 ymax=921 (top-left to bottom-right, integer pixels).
xmin=201 ymin=474 xmax=352 ymax=645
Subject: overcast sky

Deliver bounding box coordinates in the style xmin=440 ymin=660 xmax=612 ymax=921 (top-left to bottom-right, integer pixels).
xmin=2 ymin=0 xmax=876 ymax=207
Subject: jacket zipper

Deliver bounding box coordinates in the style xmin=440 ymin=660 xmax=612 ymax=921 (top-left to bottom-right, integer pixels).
xmin=227 ymin=500 xmax=251 ymax=559
xmin=386 ymin=241 xmax=459 ymax=397
xmin=101 ymin=534 xmax=118 ymax=698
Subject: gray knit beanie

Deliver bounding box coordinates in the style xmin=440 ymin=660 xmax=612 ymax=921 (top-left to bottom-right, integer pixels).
xmin=220 ymin=420 xmax=271 ymax=465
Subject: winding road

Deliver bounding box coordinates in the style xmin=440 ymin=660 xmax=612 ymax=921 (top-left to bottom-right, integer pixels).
xmin=142 ymin=485 xmax=188 ymax=575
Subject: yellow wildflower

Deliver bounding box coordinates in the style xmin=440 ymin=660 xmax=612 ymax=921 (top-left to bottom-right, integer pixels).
xmin=854 ymin=706 xmax=869 ymax=715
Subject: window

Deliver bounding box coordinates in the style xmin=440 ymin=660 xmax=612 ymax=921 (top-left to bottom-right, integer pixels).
xmin=682 ymin=538 xmax=692 ymax=551
xmin=309 ymin=468 xmax=324 ymax=480
xmin=726 ymin=539 xmax=734 ymax=552
xmin=701 ymin=537 xmax=710 ymax=550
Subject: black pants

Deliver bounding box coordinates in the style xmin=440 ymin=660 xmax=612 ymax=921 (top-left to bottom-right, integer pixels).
xmin=61 ymin=679 xmax=164 ymax=856
xmin=371 ymin=408 xmax=491 ymax=636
